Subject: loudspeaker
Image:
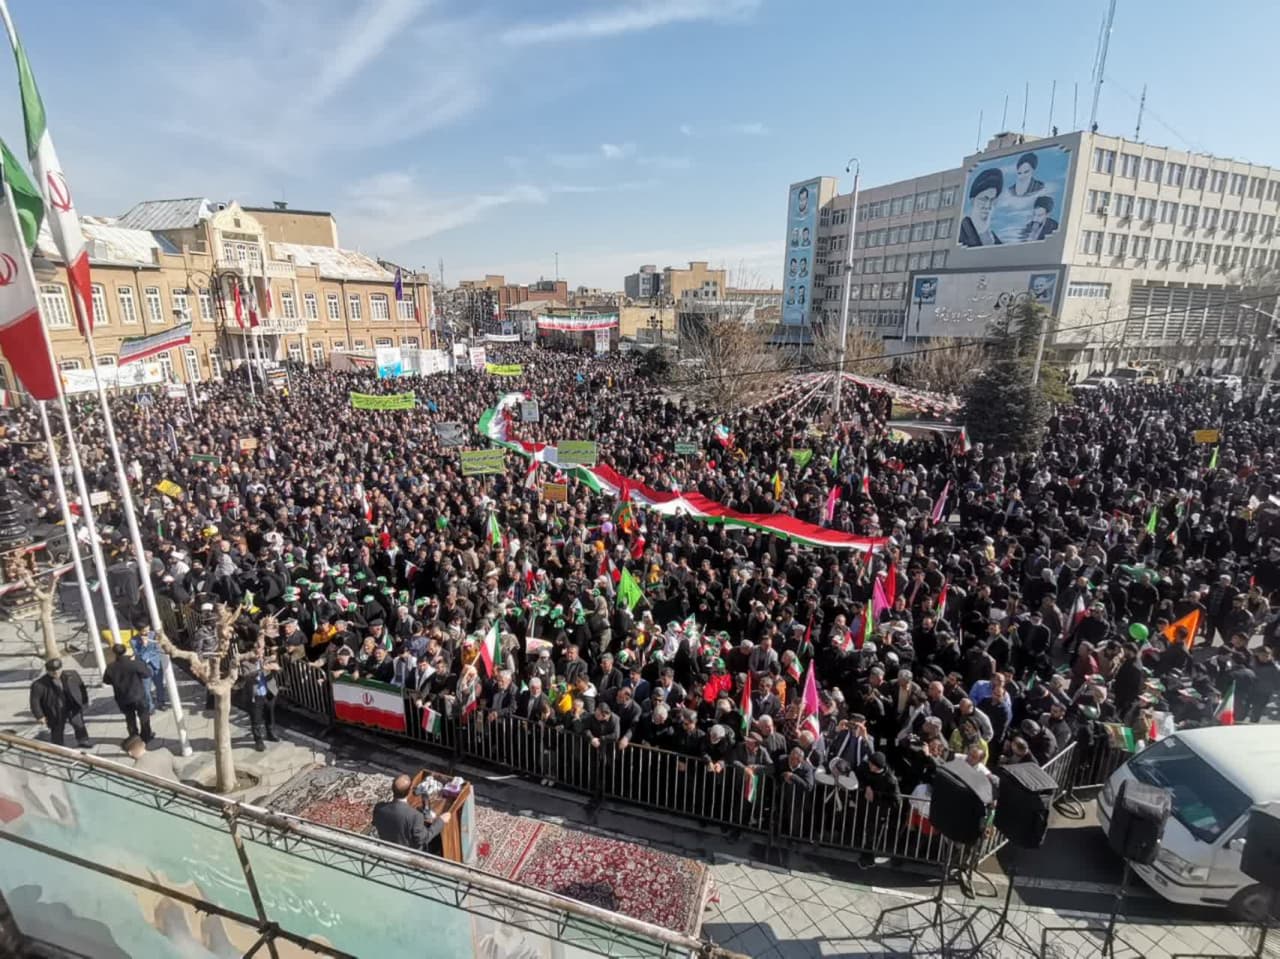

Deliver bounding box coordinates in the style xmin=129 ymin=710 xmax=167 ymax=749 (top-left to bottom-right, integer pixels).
xmin=107 ymin=562 xmax=140 ymax=606
xmin=930 ymin=758 xmax=994 ymax=846
xmin=995 ymin=762 xmax=1057 ymax=849
xmin=1107 ymin=779 xmax=1171 ymax=866
xmin=1241 ymin=806 xmax=1280 ymax=889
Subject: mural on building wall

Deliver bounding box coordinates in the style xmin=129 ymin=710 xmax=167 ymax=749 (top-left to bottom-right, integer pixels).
xmin=907 ymin=268 xmax=1062 ymax=338
xmin=782 ymin=178 xmax=820 ymax=327
xmin=956 ymin=145 xmax=1071 ymax=248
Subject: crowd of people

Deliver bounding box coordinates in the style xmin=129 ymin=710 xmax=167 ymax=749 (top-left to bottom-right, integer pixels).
xmin=10 ymin=343 xmax=1280 ymax=850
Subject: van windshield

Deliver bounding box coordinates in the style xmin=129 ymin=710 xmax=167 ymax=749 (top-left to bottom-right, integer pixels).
xmin=1126 ymin=738 xmax=1249 ymax=842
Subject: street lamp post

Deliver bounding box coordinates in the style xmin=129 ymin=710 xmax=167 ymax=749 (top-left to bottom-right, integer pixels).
xmin=1242 ymin=302 xmax=1280 ymax=397
xmin=832 ymin=158 xmax=861 ymax=419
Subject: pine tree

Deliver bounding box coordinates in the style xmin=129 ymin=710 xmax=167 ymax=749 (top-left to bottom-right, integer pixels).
xmin=962 ymin=298 xmax=1052 ymax=456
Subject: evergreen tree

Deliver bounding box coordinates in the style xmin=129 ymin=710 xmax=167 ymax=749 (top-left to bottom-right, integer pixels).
xmin=962 ymin=299 xmax=1052 ymax=455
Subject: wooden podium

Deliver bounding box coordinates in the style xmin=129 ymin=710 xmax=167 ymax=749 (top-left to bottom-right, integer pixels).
xmin=407 ymin=769 xmax=476 ymax=864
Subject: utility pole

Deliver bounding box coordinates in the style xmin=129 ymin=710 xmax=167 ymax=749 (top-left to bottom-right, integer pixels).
xmin=832 ymin=158 xmax=860 ymax=419
xmin=1134 ymin=84 xmax=1147 ymax=140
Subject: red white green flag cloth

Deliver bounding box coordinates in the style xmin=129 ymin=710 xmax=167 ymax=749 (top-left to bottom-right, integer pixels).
xmin=744 ymin=768 xmax=760 ymax=803
xmin=333 ymin=678 xmax=407 ymax=733
xmin=0 ymin=146 xmax=55 ymax=399
xmin=6 ymin=17 xmax=93 ymax=335
xmin=422 ymin=704 xmax=444 ymax=736
xmin=119 ymin=323 xmax=192 ymax=364
xmin=478 ymin=620 xmax=502 ymax=676
xmin=1215 ymin=683 xmax=1235 ymax=726
xmin=740 ymin=672 xmax=753 ymax=738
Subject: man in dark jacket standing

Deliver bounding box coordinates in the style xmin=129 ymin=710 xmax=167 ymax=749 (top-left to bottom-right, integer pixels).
xmin=29 ymin=659 xmax=91 ymax=747
xmin=103 ymin=645 xmax=154 ymax=743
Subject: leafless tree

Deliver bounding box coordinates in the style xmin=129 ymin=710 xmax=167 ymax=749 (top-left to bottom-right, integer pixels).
xmin=809 ymin=323 xmax=890 ymax=379
xmin=896 ymin=338 xmax=987 ymax=396
xmin=157 ymin=603 xmax=245 ymax=793
xmin=17 ymin=566 xmax=67 ymax=662
xmin=676 ymin=314 xmax=789 ymax=411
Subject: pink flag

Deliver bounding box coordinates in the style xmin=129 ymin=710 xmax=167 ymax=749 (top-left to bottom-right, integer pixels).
xmin=823 ymin=484 xmax=841 ymax=523
xmin=799 ymin=660 xmax=821 ymax=739
xmin=930 ymin=480 xmax=951 ymax=525
xmin=871 ymin=575 xmax=890 ymax=619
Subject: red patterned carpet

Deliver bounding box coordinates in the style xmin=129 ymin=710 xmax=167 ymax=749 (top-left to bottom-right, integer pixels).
xmin=473 ymin=805 xmax=709 ymax=935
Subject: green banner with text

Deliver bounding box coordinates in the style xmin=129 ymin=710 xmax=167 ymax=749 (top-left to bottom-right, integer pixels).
xmin=350 ymin=391 xmax=417 ymax=410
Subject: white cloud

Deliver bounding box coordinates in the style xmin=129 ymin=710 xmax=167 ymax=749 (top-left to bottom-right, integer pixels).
xmin=728 ymin=121 xmax=769 ymax=136
xmin=637 ymin=155 xmax=692 ymax=171
xmin=501 ymin=0 xmax=761 ymax=46
xmin=678 ymin=123 xmax=695 ymax=137
xmin=340 ymin=171 xmax=547 ymax=249
xmin=600 ymin=142 xmax=636 ymax=159
xmin=550 ymin=180 xmax=656 ymax=195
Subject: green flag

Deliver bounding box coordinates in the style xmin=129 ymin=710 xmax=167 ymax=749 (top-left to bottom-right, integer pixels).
xmin=617 ymin=567 xmax=643 ymax=611
xmin=0 ymin=139 xmax=42 ymax=250
xmin=1208 ymin=446 xmax=1219 ymax=470
xmin=830 ymin=448 xmax=839 ymax=471
xmin=790 ymin=448 xmax=813 ymax=469
xmin=1145 ymin=506 xmax=1158 ymax=535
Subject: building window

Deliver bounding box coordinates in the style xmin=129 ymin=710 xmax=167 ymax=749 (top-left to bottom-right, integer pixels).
xmin=1132 ymin=236 xmax=1151 ymax=259
xmin=1158 ymin=201 xmax=1178 ymax=225
xmin=304 ymin=293 xmax=319 ymax=319
xmin=1262 ymin=215 xmax=1276 ymax=237
xmin=397 ymin=298 xmax=415 ymax=320
xmin=1066 ymin=281 xmax=1111 ymax=298
xmin=1154 ymin=238 xmax=1172 ymax=261
xmin=863 ymin=257 xmax=881 ymax=274
xmin=332 ymin=340 xmax=346 ymax=351
xmin=1165 ymin=163 xmax=1185 ymax=187
xmin=1142 ymin=159 xmax=1163 ymax=183
xmin=172 ymin=288 xmax=190 ymax=321
xmin=370 ymin=294 xmax=390 ymax=320
xmin=156 ymin=350 xmax=174 ymax=381
xmin=144 ymin=287 xmax=164 ymax=323
xmin=1108 ymin=233 xmax=1129 ymax=257
xmin=58 ymin=359 xmax=83 ymax=371
xmin=287 ymin=341 xmax=303 ymax=362
xmin=1222 ymin=210 xmax=1239 ymax=234
xmin=39 ymin=285 xmax=73 ymax=328
xmin=1135 ymin=197 xmax=1156 ymax=222
xmin=326 ymin=293 xmax=341 ymax=320
xmin=940 ymin=187 xmax=957 ymax=207
xmin=1093 ymin=148 xmax=1116 ymax=174
xmin=1203 ymin=208 xmax=1219 ymax=231
xmin=1087 ymin=190 xmax=1111 ymax=213
xmin=1210 ymin=170 xmax=1227 ymax=193
xmin=935 ymin=218 xmax=952 ymax=239
xmin=1114 ymin=194 xmax=1134 ymax=218
xmin=281 ymin=291 xmax=297 ymax=319
xmin=1120 ymin=154 xmax=1140 ymax=178
xmin=352 ymin=339 xmax=366 ymax=350
xmin=930 ymin=249 xmax=948 ymax=269
xmin=1174 ymin=241 xmax=1192 ymax=263
xmin=400 ymin=336 xmax=419 ymax=349
xmin=1194 ymin=243 xmax=1212 ymax=263
xmin=1189 ymin=166 xmax=1207 ymax=190
xmin=1181 ymin=205 xmax=1199 ymax=229
xmin=1079 ymin=230 xmax=1104 ymax=255
xmin=117 ymin=287 xmax=138 ymax=324
xmin=311 ymin=341 xmax=326 ymax=365
xmin=196 ymin=290 xmax=213 ymax=322
xmin=91 ymin=284 xmax=108 ymax=326
xmin=183 ymin=347 xmax=200 ymax=382
xmin=1242 ymin=212 xmax=1258 ymax=236
xmin=1229 ymin=173 xmax=1247 ymax=196
xmin=374 ymin=337 xmax=393 ymax=348
xmin=1267 ymin=182 xmax=1280 ymax=203
xmin=1250 ymin=177 xmax=1265 ymax=199
xmin=96 ymin=354 xmax=116 ymax=367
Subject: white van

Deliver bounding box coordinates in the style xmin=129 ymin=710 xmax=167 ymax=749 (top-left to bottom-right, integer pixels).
xmin=1096 ymin=725 xmax=1280 ymax=920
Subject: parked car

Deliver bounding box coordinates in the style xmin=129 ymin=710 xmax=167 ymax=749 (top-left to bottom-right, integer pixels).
xmin=1096 ymin=725 xmax=1280 ymax=921
xmin=1110 ymin=367 xmax=1159 ymax=385
xmin=1074 ymin=375 xmax=1117 ymax=390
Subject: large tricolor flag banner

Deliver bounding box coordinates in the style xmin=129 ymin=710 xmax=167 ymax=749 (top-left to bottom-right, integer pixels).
xmin=119 ymin=323 xmax=192 ymax=365
xmin=0 ymin=147 xmax=55 ymax=399
xmin=3 ymin=6 xmax=93 ymax=336
xmin=333 ymin=678 xmax=407 ymax=733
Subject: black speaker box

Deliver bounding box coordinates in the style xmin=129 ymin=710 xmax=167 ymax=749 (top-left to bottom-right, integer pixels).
xmin=1107 ymin=779 xmax=1171 ymax=866
xmin=995 ymin=762 xmax=1057 ymax=849
xmin=930 ymin=758 xmax=994 ymax=846
xmin=107 ymin=562 xmax=140 ymax=605
xmin=1241 ymin=806 xmax=1280 ymax=889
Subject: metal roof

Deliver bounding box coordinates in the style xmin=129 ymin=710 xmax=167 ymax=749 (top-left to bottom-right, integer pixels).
xmin=116 ymin=197 xmax=219 ymax=231
xmin=272 ymin=242 xmax=392 ymax=282
xmin=36 ymin=217 xmax=169 ymax=267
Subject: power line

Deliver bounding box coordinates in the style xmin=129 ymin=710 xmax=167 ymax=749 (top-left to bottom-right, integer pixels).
xmin=674 ymin=287 xmax=1280 ymax=387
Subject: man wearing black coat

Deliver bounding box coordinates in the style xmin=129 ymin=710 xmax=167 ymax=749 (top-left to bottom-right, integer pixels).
xmin=1112 ymin=644 xmax=1145 ymax=715
xmin=29 ymin=659 xmax=91 ymax=747
xmin=103 ymin=645 xmax=154 ymax=742
xmin=372 ymin=774 xmax=447 ymax=854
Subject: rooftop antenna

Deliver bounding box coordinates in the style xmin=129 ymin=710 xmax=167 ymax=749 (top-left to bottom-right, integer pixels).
xmin=975 ymin=109 xmax=983 ymax=152
xmin=1001 ymin=94 xmax=1009 ymax=130
xmin=1134 ymin=83 xmax=1147 ymax=140
xmin=1090 ymin=0 xmax=1118 ymax=130
xmin=1021 ymin=81 xmax=1029 ymax=134
xmin=1048 ymin=80 xmax=1057 ymax=135
xmin=438 ymin=257 xmax=444 ymax=286
xmin=1073 ymin=82 xmax=1079 ymax=130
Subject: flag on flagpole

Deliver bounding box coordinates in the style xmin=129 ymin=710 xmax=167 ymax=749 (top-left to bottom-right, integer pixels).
xmin=861 ymin=464 xmax=870 ymax=496
xmin=930 ymin=480 xmax=951 ymax=525
xmin=119 ymin=323 xmax=192 ymax=364
xmin=790 ymin=448 xmax=813 ymax=470
xmin=740 ymin=672 xmax=753 ymax=738
xmin=478 ymin=620 xmax=502 ymax=676
xmin=1208 ymin=446 xmax=1219 ymax=470
xmin=488 ymin=511 xmax=505 ymax=549
xmin=232 ymin=282 xmax=245 ymax=329
xmin=744 ymin=768 xmax=760 ymax=803
xmin=1215 ymin=683 xmax=1235 ymax=726
xmin=0 ymin=140 xmax=39 ymax=248
xmin=771 ymin=470 xmax=783 ymax=500
xmin=823 ymin=484 xmax=841 ymax=523
xmin=829 ymin=448 xmax=839 ymax=472
xmin=884 ymin=565 xmax=898 ymax=610
xmin=799 ymin=661 xmax=821 ymax=739
xmin=4 ymin=13 xmax=94 ymax=335
xmin=394 ymin=268 xmax=404 ymax=301
xmin=956 ymin=426 xmax=971 ymax=454
xmin=422 ymin=704 xmax=443 ymax=736
xmin=937 ymin=580 xmax=950 ymax=620
xmin=871 ymin=576 xmax=890 ymax=620
xmin=860 ymin=607 xmax=873 ymax=650
xmin=713 ymin=423 xmax=733 ymax=448
xmin=524 ymin=458 xmax=538 ymax=489
xmin=1145 ymin=506 xmax=1159 ymax=536
xmin=0 ymin=153 xmax=56 ymax=399
xmin=1067 ymin=591 xmax=1088 ymax=634
xmin=1161 ymin=608 xmax=1201 ymax=649
xmin=617 ymin=567 xmax=643 ymax=611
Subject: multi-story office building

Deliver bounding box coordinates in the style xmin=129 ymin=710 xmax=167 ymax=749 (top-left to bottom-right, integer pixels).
xmin=456 ymin=274 xmax=568 ymax=323
xmin=11 ymin=198 xmax=435 ymax=393
xmin=789 ymin=130 xmax=1280 ymax=374
xmin=624 ymin=264 xmax=663 ymax=301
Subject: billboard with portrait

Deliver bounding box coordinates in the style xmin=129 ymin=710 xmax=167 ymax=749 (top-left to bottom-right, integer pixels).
xmin=905 ymin=268 xmax=1061 ymax=339
xmin=956 ymin=145 xmax=1071 ymax=250
xmin=782 ymin=178 xmax=820 ymax=327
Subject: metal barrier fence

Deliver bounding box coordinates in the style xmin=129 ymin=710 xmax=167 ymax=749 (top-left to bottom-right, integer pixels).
xmin=273 ymin=664 xmax=1122 ymax=868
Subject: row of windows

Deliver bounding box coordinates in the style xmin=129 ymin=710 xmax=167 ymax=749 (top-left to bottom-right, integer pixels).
xmin=1077 ymin=230 xmax=1280 ymax=270
xmin=1092 ymin=148 xmax=1280 ymax=202
xmin=853 ymin=250 xmax=950 ymax=274
xmin=1066 ymin=281 xmax=1112 ymax=299
xmin=855 ymin=218 xmax=954 ymax=249
xmin=39 ymin=283 xmax=417 ymax=330
xmin=859 ymin=188 xmax=958 ymax=221
xmin=1085 ymin=192 xmax=1279 ymax=236
xmin=53 ymin=335 xmax=426 ymax=375
xmin=849 ymin=281 xmax=908 ymax=301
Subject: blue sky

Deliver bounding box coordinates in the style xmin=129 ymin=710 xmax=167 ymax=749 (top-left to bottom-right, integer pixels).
xmin=5 ymin=0 xmax=1279 ymax=289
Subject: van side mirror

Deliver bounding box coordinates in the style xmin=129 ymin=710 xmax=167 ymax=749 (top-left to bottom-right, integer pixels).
xmin=1228 ymin=837 xmax=1247 ymax=853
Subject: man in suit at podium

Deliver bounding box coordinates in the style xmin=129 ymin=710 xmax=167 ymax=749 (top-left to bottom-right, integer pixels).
xmin=373 ymin=774 xmax=449 ymax=854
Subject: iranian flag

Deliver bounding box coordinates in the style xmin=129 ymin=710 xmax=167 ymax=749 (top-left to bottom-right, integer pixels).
xmin=740 ymin=672 xmax=753 ymax=738
xmin=478 ymin=620 xmax=502 ymax=676
xmin=861 ymin=464 xmax=871 ymax=496
xmin=5 ymin=11 xmax=93 ymax=335
xmin=333 ymin=678 xmax=407 ymax=733
xmin=744 ymin=768 xmax=760 ymax=803
xmin=1215 ymin=683 xmax=1236 ymax=726
xmin=0 ymin=137 xmax=57 ymax=399
xmin=422 ymin=704 xmax=444 ymax=736
xmin=799 ymin=660 xmax=821 ymax=740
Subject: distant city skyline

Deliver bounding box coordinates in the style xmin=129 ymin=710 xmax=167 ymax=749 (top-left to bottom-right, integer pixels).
xmin=4 ymin=0 xmax=1278 ymax=288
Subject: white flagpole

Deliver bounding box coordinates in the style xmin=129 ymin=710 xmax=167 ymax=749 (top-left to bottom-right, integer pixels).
xmin=35 ymin=400 xmax=106 ymax=677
